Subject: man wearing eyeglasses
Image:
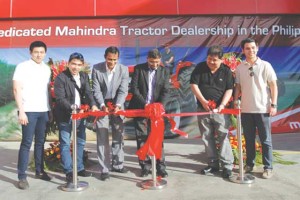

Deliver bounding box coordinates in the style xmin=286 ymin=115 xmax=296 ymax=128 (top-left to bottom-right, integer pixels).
xmin=92 ymin=46 xmax=129 ymax=181
xmin=234 ymin=38 xmax=278 ymax=179
xmin=54 ymin=52 xmax=98 ymax=185
xmin=190 ymin=46 xmax=234 ymax=179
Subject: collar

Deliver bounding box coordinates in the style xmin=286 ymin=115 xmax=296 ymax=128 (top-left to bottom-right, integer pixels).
xmin=244 ymin=57 xmax=262 ymax=66
xmin=106 ymin=64 xmax=116 ymax=73
xmin=29 ymin=59 xmax=44 ymax=66
xmin=148 ymin=66 xmax=158 ymax=71
xmin=72 ymin=74 xmax=80 ymax=80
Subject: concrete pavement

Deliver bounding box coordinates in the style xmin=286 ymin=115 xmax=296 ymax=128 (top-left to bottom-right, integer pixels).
xmin=0 ymin=133 xmax=299 ymax=200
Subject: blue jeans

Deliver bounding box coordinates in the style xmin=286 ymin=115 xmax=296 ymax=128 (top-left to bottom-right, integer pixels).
xmin=241 ymin=113 xmax=273 ymax=169
xmin=18 ymin=112 xmax=49 ymax=180
xmin=59 ymin=119 xmax=86 ymax=174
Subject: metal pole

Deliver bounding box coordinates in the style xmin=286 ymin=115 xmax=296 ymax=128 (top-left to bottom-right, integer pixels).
xmin=151 ymin=156 xmax=157 ymax=186
xmin=72 ymin=106 xmax=78 ymax=186
xmin=140 ymin=155 xmax=167 ymax=190
xmin=60 ymin=104 xmax=89 ymax=192
xmin=230 ymin=100 xmax=255 ymax=184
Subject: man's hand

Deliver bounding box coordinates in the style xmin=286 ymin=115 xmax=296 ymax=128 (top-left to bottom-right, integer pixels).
xmin=216 ymin=104 xmax=225 ymax=113
xmin=91 ymin=105 xmax=99 ymax=112
xmin=113 ymin=106 xmax=121 ymax=114
xmin=201 ymin=100 xmax=211 ymax=112
xmin=18 ymin=111 xmax=28 ymax=125
xmin=270 ymin=107 xmax=277 ymax=116
xmin=101 ymin=106 xmax=109 ymax=113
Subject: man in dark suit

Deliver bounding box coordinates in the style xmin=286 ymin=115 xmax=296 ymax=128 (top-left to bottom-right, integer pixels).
xmin=92 ymin=46 xmax=129 ymax=181
xmin=128 ymin=49 xmax=170 ymax=178
xmin=54 ymin=52 xmax=98 ymax=185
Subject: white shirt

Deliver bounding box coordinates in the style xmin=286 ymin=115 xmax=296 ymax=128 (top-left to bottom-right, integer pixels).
xmin=73 ymin=74 xmax=81 ymax=108
xmin=146 ymin=68 xmax=157 ymax=104
xmin=235 ymin=57 xmax=277 ymax=113
xmin=105 ymin=64 xmax=115 ymax=100
xmin=13 ymin=59 xmax=51 ymax=112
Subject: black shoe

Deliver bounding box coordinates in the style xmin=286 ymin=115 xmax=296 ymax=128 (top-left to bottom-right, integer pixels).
xmin=140 ymin=169 xmax=150 ymax=177
xmin=112 ymin=167 xmax=129 ymax=173
xmin=66 ymin=172 xmax=73 ymax=183
xmin=157 ymin=169 xmax=168 ymax=178
xmin=100 ymin=173 xmax=110 ymax=181
xmin=222 ymin=168 xmax=232 ymax=178
xmin=78 ymin=170 xmax=92 ymax=177
xmin=35 ymin=172 xmax=52 ymax=181
xmin=200 ymin=166 xmax=219 ymax=175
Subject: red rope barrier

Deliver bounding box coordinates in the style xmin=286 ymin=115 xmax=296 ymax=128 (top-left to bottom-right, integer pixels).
xmin=71 ymin=103 xmax=240 ymax=160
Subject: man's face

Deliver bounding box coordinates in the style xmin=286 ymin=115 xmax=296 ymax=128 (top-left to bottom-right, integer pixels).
xmin=242 ymin=42 xmax=258 ymax=59
xmin=105 ymin=52 xmax=119 ymax=70
xmin=147 ymin=57 xmax=161 ymax=70
xmin=206 ymin=55 xmax=222 ymax=71
xmin=165 ymin=46 xmax=170 ymax=52
xmin=30 ymin=47 xmax=46 ymax=64
xmin=68 ymin=59 xmax=83 ymax=76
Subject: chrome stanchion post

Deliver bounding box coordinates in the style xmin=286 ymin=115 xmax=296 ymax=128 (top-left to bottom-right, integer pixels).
xmin=230 ymin=100 xmax=255 ymax=184
xmin=60 ymin=104 xmax=89 ymax=192
xmin=140 ymin=155 xmax=167 ymax=190
xmin=151 ymin=156 xmax=157 ymax=186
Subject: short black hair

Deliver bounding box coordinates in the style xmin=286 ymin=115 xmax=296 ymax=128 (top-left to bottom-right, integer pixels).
xmin=240 ymin=38 xmax=258 ymax=49
xmin=207 ymin=45 xmax=223 ymax=59
xmin=147 ymin=49 xmax=161 ymax=59
xmin=104 ymin=46 xmax=120 ymax=58
xmin=29 ymin=41 xmax=47 ymax=52
xmin=68 ymin=52 xmax=84 ymax=63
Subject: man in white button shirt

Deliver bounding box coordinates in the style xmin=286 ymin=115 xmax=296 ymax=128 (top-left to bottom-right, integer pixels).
xmin=92 ymin=46 xmax=129 ymax=181
xmin=13 ymin=41 xmax=52 ymax=190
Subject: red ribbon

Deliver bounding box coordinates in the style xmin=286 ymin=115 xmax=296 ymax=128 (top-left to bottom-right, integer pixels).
xmin=71 ymin=103 xmax=240 ymax=160
xmin=136 ymin=103 xmax=165 ymax=160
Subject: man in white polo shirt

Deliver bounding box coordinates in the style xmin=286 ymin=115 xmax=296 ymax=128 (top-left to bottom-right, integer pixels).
xmin=234 ymin=38 xmax=278 ymax=179
xmin=13 ymin=41 xmax=52 ymax=190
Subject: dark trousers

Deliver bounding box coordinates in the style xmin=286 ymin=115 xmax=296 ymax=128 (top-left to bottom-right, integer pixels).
xmin=241 ymin=113 xmax=273 ymax=169
xmin=18 ymin=112 xmax=48 ymax=180
xmin=133 ymin=117 xmax=166 ymax=171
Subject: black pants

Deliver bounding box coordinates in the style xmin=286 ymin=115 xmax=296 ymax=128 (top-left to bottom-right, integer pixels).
xmin=133 ymin=117 xmax=166 ymax=171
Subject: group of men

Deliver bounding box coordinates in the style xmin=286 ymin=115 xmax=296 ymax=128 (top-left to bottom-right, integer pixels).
xmin=13 ymin=38 xmax=277 ymax=190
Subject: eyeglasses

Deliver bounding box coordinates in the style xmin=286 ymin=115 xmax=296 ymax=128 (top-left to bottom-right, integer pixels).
xmin=69 ymin=52 xmax=84 ymax=62
xmin=249 ymin=67 xmax=254 ymax=77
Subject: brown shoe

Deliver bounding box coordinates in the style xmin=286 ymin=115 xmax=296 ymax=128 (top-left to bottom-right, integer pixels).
xmin=18 ymin=179 xmax=29 ymax=190
xmin=262 ymin=169 xmax=273 ymax=179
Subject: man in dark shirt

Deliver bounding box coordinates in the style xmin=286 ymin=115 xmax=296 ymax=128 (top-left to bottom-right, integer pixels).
xmin=190 ymin=45 xmax=234 ymax=178
xmin=128 ymin=49 xmax=170 ymax=178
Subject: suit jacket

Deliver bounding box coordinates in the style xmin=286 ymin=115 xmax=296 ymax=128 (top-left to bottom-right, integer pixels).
xmin=54 ymin=69 xmax=96 ymax=123
xmin=92 ymin=62 xmax=129 ymax=109
xmin=128 ymin=63 xmax=170 ymax=109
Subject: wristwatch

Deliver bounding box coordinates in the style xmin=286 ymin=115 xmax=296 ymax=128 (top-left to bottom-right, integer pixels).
xmin=271 ymin=103 xmax=277 ymax=108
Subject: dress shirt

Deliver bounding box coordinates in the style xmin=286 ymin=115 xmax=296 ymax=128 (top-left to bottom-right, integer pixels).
xmin=105 ymin=65 xmax=115 ymax=99
xmin=73 ymin=74 xmax=81 ymax=108
xmin=146 ymin=67 xmax=157 ymax=104
xmin=101 ymin=64 xmax=116 ymax=108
